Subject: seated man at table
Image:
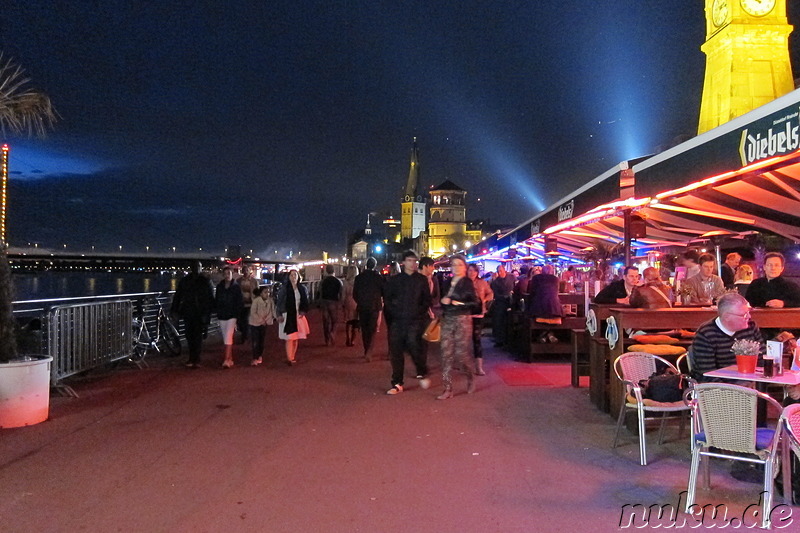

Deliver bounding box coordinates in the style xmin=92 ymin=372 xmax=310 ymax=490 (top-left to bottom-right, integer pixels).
xmin=689 ymin=292 xmax=764 ymax=383
xmin=629 ymin=267 xmax=672 ymax=309
xmin=593 ymin=266 xmax=640 ymax=305
xmin=683 ymin=253 xmax=725 ymax=305
xmin=745 ymin=252 xmax=800 ymax=309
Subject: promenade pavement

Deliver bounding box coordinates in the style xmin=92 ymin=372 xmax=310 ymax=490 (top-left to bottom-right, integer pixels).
xmin=1 ymin=309 xmax=796 ymax=532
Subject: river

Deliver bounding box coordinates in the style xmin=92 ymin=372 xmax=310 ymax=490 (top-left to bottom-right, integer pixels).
xmin=11 ymin=271 xmax=182 ymax=301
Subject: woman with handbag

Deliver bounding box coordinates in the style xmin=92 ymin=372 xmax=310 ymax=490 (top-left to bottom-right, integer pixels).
xmin=437 ymin=254 xmax=479 ymax=399
xmin=276 ymin=269 xmax=310 ymax=365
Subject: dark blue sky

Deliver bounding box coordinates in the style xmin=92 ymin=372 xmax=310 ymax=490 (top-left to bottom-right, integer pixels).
xmin=2 ymin=1 xmax=799 ymax=257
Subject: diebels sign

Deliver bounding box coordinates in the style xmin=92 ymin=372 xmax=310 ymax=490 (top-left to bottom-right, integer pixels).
xmin=634 ymin=91 xmax=800 ymax=199
xmin=739 ymin=107 xmax=800 ymax=166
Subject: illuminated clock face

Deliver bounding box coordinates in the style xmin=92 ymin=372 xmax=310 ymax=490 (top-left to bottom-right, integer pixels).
xmin=741 ymin=0 xmax=776 ymax=17
xmin=712 ymin=0 xmax=729 ymax=27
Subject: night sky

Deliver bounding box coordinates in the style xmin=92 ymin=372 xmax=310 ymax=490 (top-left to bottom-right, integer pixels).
xmin=2 ymin=1 xmax=799 ymax=258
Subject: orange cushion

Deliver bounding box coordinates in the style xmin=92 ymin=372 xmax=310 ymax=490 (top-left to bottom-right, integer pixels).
xmin=627 ymin=344 xmax=687 ymax=356
xmin=630 ymin=334 xmax=679 ymax=345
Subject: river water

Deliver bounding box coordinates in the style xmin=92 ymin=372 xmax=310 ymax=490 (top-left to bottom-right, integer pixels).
xmin=11 ymin=271 xmax=182 ymax=301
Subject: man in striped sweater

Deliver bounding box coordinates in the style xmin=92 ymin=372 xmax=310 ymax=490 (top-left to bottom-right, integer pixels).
xmin=690 ymin=292 xmax=764 ymax=383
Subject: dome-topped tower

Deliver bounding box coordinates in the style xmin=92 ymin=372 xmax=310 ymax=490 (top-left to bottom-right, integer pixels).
xmin=427 ymin=179 xmax=467 ymax=256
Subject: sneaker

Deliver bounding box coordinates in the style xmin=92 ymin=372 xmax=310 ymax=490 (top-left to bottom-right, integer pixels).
xmin=251 ymin=357 xmax=262 ymax=366
xmin=386 ymin=384 xmax=403 ymax=395
xmin=419 ymin=377 xmax=431 ymax=390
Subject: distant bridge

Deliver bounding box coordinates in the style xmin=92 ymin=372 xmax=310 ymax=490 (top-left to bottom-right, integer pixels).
xmin=7 ymin=247 xmax=298 ymax=272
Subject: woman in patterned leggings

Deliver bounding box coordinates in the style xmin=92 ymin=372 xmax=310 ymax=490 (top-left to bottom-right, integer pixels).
xmin=437 ymin=255 xmax=479 ymax=400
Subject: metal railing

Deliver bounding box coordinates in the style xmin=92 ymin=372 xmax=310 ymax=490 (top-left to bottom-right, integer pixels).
xmin=48 ymin=300 xmax=133 ymax=396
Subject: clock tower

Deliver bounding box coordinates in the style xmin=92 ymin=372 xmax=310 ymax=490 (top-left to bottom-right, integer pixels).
xmin=698 ymin=0 xmax=794 ymax=134
xmin=400 ymin=138 xmax=427 ymax=239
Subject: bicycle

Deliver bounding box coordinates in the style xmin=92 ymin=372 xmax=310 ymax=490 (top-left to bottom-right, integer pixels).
xmin=130 ymin=293 xmax=182 ymax=366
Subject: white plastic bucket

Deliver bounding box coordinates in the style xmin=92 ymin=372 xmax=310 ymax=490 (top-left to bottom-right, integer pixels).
xmin=0 ymin=356 xmax=53 ymax=429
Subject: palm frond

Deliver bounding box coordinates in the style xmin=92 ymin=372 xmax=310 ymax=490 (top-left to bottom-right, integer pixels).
xmin=0 ymin=53 xmax=58 ymax=138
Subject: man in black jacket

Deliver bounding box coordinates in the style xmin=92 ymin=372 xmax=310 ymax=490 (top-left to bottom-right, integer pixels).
xmin=383 ymin=250 xmax=432 ymax=395
xmin=171 ymin=261 xmax=214 ymax=368
xmin=746 ymin=252 xmax=800 ymax=309
xmin=593 ymin=266 xmax=640 ymax=305
xmin=353 ymin=257 xmax=385 ymax=362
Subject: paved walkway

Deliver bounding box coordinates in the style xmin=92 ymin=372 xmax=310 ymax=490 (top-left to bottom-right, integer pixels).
xmin=1 ymin=310 xmax=796 ymax=532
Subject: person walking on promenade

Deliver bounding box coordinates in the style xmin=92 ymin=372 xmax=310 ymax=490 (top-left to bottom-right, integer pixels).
xmin=437 ymin=254 xmax=479 ymax=399
xmin=468 ymin=263 xmax=493 ymax=376
xmin=215 ymin=266 xmax=243 ymax=368
xmin=277 ymin=269 xmax=310 ymax=365
xmin=237 ymin=266 xmax=259 ymax=344
xmin=248 ymin=286 xmax=276 ymax=366
xmin=490 ymin=264 xmax=515 ymax=348
xmin=342 ymin=266 xmax=359 ymax=347
xmin=353 ymin=257 xmax=385 ymax=362
xmin=383 ymin=250 xmax=431 ymax=395
xmin=419 ymin=256 xmax=441 ymax=363
xmin=320 ymin=264 xmax=343 ymax=346
xmin=171 ymin=260 xmax=214 ymax=368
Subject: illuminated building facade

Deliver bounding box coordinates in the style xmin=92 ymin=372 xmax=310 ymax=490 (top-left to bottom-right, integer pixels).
xmin=400 ymin=138 xmax=426 ymax=239
xmin=698 ymin=0 xmax=794 ymax=134
xmin=427 ymin=180 xmax=468 ymax=256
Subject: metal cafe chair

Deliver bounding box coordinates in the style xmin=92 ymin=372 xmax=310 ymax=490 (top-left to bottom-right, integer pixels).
xmin=685 ymin=383 xmax=783 ymax=529
xmin=612 ymin=352 xmax=692 ymax=466
xmin=780 ymin=403 xmax=800 ymax=505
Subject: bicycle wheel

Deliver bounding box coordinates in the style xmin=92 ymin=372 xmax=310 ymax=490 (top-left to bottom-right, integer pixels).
xmin=131 ymin=318 xmax=150 ymax=362
xmin=161 ymin=317 xmax=182 ymax=356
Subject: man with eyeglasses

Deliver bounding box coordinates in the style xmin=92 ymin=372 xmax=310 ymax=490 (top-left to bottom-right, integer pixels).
xmin=690 ymin=292 xmax=764 ymax=383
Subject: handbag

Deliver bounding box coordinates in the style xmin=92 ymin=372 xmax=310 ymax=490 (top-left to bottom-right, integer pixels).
xmin=640 ymin=370 xmax=686 ymax=402
xmin=422 ymin=318 xmax=441 ymax=342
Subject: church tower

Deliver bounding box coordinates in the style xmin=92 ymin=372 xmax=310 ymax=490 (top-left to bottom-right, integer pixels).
xmin=427 ymin=180 xmax=467 ymax=256
xmin=698 ymin=0 xmax=794 ymax=134
xmin=400 ymin=138 xmax=426 ymax=239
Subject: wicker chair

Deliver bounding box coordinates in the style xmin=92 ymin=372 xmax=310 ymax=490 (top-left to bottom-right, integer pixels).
xmin=780 ymin=403 xmax=800 ymax=505
xmin=612 ymin=352 xmax=692 ymax=466
xmin=685 ymin=383 xmax=783 ymax=529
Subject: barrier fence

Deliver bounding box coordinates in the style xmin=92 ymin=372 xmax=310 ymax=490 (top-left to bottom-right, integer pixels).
xmin=11 ymin=281 xmax=315 ymax=395
xmin=47 ymin=300 xmax=133 ymax=396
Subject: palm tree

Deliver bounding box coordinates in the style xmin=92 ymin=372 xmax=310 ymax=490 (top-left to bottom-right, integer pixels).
xmin=0 ymin=53 xmax=57 ymax=363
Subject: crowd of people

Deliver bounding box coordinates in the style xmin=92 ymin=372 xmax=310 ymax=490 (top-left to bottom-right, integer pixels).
xmin=168 ymin=247 xmax=800 ymax=404
xmin=169 ymin=254 xmax=512 ymax=400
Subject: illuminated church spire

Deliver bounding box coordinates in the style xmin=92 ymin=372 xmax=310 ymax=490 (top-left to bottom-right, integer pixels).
xmin=400 ymin=137 xmax=426 ymax=239
xmin=404 ymin=137 xmax=420 ymax=197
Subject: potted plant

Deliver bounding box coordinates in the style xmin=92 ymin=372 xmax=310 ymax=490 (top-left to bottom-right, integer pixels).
xmin=731 ymin=338 xmax=761 ymax=374
xmin=0 ymin=54 xmax=57 ymax=428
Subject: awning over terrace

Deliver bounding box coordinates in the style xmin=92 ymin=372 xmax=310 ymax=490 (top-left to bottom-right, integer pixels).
xmin=470 ymin=88 xmax=800 ymax=262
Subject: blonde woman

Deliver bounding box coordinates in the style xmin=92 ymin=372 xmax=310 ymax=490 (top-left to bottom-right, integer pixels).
xmin=276 ymin=270 xmax=310 ymax=365
xmin=734 ymin=264 xmax=754 ymax=299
